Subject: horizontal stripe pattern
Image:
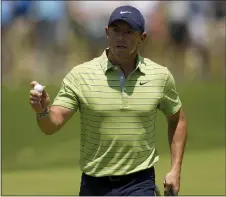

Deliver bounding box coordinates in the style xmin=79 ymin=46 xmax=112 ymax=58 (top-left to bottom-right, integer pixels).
xmin=52 ymin=50 xmax=182 ymax=176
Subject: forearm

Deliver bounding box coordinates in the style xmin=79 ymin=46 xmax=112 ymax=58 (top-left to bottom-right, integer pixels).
xmin=168 ymin=111 xmax=187 ymax=173
xmin=36 ymin=107 xmax=62 ymax=135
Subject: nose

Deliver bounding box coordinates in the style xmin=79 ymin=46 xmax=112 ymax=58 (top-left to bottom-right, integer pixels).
xmin=117 ymin=33 xmax=125 ymax=41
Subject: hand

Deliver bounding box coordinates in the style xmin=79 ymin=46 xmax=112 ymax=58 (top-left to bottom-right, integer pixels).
xmin=163 ymin=170 xmax=180 ymax=196
xmin=30 ymin=81 xmax=50 ymax=113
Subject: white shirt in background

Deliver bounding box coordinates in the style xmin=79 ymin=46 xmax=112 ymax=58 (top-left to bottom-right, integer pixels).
xmin=167 ymin=1 xmax=190 ymax=23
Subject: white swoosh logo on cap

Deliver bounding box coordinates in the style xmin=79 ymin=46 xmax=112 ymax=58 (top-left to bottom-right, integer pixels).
xmin=120 ymin=11 xmax=132 ymax=14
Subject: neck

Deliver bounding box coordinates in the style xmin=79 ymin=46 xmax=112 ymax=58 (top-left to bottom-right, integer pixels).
xmin=107 ymin=48 xmax=138 ymax=74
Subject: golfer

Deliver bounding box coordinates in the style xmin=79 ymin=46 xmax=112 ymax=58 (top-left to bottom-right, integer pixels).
xmin=29 ymin=5 xmax=187 ymax=196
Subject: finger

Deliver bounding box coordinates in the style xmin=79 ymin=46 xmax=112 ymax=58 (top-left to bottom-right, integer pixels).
xmin=30 ymin=81 xmax=39 ymax=88
xmin=30 ymin=99 xmax=41 ymax=106
xmin=30 ymin=90 xmax=42 ymax=97
xmin=169 ymin=188 xmax=178 ymax=196
xmin=30 ymin=95 xmax=41 ymax=102
xmin=164 ymin=182 xmax=172 ymax=196
xmin=164 ymin=188 xmax=170 ymax=196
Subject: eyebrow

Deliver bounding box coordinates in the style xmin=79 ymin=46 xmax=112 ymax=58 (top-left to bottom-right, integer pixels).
xmin=110 ymin=24 xmax=118 ymax=28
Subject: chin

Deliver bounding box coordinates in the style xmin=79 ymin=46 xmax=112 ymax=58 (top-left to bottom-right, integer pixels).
xmin=115 ymin=52 xmax=130 ymax=59
xmin=114 ymin=48 xmax=131 ymax=57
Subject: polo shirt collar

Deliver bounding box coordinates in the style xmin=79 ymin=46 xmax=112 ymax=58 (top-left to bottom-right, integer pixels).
xmin=100 ymin=48 xmax=146 ymax=75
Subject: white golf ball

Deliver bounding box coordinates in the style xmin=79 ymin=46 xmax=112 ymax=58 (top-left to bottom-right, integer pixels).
xmin=34 ymin=84 xmax=44 ymax=93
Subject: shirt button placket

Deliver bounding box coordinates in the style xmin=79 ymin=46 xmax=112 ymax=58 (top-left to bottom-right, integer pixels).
xmin=120 ymin=72 xmax=128 ymax=109
xmin=122 ymin=87 xmax=128 ymax=108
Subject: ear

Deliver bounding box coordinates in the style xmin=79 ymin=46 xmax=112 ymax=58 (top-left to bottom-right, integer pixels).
xmin=138 ymin=32 xmax=147 ymax=45
xmin=105 ymin=26 xmax=109 ymax=39
xmin=141 ymin=32 xmax=147 ymax=42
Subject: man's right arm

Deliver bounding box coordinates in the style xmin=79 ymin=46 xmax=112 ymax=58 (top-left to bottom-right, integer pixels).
xmin=30 ymin=78 xmax=78 ymax=135
xmin=36 ymin=105 xmax=75 ymax=135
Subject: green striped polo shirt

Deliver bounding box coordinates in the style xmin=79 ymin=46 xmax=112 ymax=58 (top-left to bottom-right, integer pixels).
xmin=52 ymin=49 xmax=182 ymax=177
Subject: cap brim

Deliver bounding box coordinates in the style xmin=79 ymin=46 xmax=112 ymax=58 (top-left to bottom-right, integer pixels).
xmin=108 ymin=17 xmax=141 ymax=32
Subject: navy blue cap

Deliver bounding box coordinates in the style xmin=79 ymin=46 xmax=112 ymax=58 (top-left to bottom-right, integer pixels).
xmin=108 ymin=5 xmax=145 ymax=32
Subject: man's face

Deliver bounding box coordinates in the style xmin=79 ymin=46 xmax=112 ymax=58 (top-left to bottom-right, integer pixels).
xmin=106 ymin=20 xmax=146 ymax=58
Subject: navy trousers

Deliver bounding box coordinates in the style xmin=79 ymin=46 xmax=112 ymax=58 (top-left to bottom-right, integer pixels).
xmin=79 ymin=167 xmax=156 ymax=196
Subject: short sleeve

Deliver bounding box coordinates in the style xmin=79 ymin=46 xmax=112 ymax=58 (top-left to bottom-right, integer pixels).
xmin=159 ymin=69 xmax=182 ymax=115
xmin=52 ymin=71 xmax=80 ymax=112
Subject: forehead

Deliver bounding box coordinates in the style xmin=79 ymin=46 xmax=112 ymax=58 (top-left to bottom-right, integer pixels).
xmin=110 ymin=20 xmax=132 ymax=29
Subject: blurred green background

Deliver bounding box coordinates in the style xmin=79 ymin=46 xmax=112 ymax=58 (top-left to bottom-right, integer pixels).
xmin=2 ymin=1 xmax=225 ymax=196
xmin=2 ymin=79 xmax=225 ymax=195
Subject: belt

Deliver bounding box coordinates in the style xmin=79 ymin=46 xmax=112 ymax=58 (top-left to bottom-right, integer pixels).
xmin=109 ymin=176 xmax=122 ymax=182
xmin=107 ymin=167 xmax=154 ymax=182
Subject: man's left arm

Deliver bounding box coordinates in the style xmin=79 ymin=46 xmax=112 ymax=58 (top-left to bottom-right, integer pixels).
xmin=158 ymin=69 xmax=187 ymax=195
xmin=164 ymin=108 xmax=187 ymax=195
xmin=167 ymin=108 xmax=187 ymax=175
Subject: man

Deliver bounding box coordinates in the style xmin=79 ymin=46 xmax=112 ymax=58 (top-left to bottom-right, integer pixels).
xmin=29 ymin=5 xmax=187 ymax=196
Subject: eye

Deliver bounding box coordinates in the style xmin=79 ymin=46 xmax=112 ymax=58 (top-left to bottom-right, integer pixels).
xmin=113 ymin=28 xmax=119 ymax=32
xmin=127 ymin=30 xmax=133 ymax=34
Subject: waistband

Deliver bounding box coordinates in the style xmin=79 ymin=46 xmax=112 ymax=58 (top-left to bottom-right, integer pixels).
xmin=83 ymin=167 xmax=155 ymax=182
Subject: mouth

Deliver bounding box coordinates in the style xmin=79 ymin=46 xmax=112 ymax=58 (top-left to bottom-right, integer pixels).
xmin=116 ymin=45 xmax=127 ymax=49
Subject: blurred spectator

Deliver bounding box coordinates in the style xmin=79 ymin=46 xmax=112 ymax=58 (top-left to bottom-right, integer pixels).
xmin=214 ymin=1 xmax=226 ymax=21
xmin=2 ymin=1 xmax=14 ymax=75
xmin=1 ymin=1 xmax=14 ymax=29
xmin=165 ymin=1 xmax=190 ymax=78
xmin=212 ymin=1 xmax=226 ymax=75
xmin=187 ymin=1 xmax=213 ymax=78
xmin=29 ymin=1 xmax=69 ymax=76
xmin=2 ymin=1 xmax=32 ymax=76
xmin=13 ymin=0 xmax=31 ymax=19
